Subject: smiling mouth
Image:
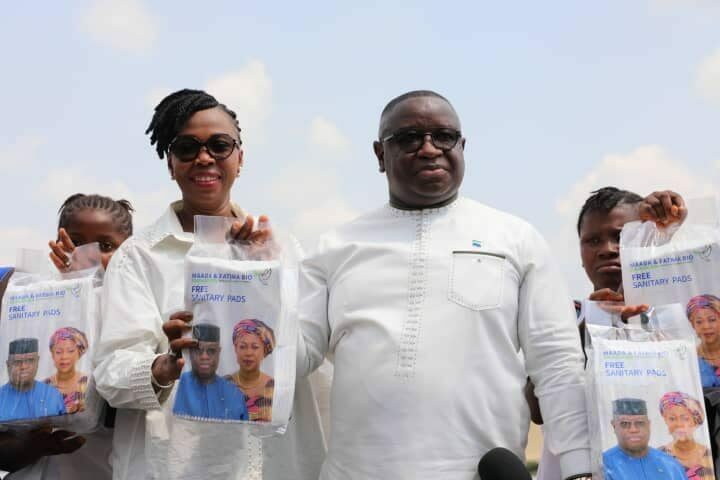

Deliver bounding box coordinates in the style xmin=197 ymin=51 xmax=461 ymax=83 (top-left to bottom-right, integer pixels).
xmin=191 ymin=175 xmax=221 ymax=187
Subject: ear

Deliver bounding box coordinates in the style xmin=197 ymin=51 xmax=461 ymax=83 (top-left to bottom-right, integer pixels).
xmin=373 ymin=141 xmax=385 ymax=173
xmin=167 ymin=158 xmax=175 ymax=179
xmin=237 ymin=148 xmax=244 ymax=172
xmin=460 ymin=137 xmax=466 ymax=150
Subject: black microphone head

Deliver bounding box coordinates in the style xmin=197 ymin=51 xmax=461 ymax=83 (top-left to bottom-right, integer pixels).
xmin=477 ymin=447 xmax=532 ymax=480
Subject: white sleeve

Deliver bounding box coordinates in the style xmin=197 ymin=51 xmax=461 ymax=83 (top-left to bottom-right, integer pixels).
xmin=92 ymin=243 xmax=167 ymax=410
xmin=296 ymin=245 xmax=331 ymax=379
xmin=516 ymin=225 xmax=591 ymax=479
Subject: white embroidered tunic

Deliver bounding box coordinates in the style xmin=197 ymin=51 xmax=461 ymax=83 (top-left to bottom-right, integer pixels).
xmin=297 ymin=197 xmax=591 ymax=479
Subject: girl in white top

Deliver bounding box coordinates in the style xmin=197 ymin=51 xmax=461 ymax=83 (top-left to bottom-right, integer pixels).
xmin=92 ymin=89 xmax=326 ymax=480
xmin=7 ymin=193 xmax=135 ymax=479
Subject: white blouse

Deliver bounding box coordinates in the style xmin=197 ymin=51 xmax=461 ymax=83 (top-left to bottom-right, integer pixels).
xmin=297 ymin=197 xmax=591 ymax=480
xmin=93 ymin=202 xmax=327 ymax=480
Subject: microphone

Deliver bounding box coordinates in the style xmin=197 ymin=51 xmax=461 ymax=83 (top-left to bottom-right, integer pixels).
xmin=477 ymin=447 xmax=532 ymax=480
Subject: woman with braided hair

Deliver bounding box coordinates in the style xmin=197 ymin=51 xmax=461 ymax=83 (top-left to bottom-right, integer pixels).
xmin=93 ymin=89 xmax=326 ymax=480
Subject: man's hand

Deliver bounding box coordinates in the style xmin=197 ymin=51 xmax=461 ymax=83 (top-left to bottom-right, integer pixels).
xmin=638 ymin=190 xmax=687 ymax=227
xmin=152 ymin=311 xmax=196 ymax=389
xmin=30 ymin=427 xmax=85 ymax=456
xmin=589 ymin=288 xmax=624 ymax=303
xmin=524 ymin=379 xmax=543 ymax=425
xmin=0 ymin=427 xmax=85 ymax=472
xmin=589 ymin=289 xmax=648 ymax=321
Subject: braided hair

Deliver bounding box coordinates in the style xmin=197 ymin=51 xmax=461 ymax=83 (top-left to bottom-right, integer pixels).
xmin=145 ymin=89 xmax=241 ymax=159
xmin=58 ymin=194 xmax=134 ymax=236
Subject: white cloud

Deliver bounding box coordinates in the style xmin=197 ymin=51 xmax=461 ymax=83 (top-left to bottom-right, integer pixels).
xmin=1 ymin=166 xmax=177 ymax=266
xmin=553 ymin=145 xmax=718 ymax=298
xmin=267 ymin=116 xmax=355 ymax=247
xmin=309 ymin=116 xmax=350 ymax=152
xmin=206 ymin=61 xmax=272 ymax=142
xmin=555 ymin=145 xmax=716 ymax=216
xmin=290 ymin=202 xmax=359 ymax=250
xmin=0 ymin=135 xmax=45 ymax=174
xmin=268 ymin=164 xmax=358 ymax=248
xmin=80 ymin=0 xmax=157 ymax=53
xmin=270 ymin=166 xmax=339 ymax=206
xmin=35 ymin=167 xmax=176 ymax=229
xmin=696 ymin=48 xmax=720 ymax=105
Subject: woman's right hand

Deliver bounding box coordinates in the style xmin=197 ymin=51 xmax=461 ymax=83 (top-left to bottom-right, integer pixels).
xmin=151 ymin=311 xmax=197 ymax=388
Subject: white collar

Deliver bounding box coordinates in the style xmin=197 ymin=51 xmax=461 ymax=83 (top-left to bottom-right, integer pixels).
xmin=385 ymin=196 xmax=462 ymax=217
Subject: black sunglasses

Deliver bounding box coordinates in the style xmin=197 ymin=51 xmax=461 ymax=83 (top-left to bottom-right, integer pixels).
xmin=168 ymin=133 xmax=241 ymax=162
xmin=381 ymin=128 xmax=462 ymax=153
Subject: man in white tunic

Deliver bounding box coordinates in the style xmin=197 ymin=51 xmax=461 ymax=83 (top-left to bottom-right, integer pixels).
xmin=297 ymin=90 xmax=593 ymax=479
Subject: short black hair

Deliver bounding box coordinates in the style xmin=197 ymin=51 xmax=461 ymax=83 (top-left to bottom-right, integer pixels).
xmin=378 ymin=90 xmax=456 ymax=137
xmin=380 ymin=90 xmax=451 ymax=117
xmin=58 ymin=193 xmax=134 ymax=236
xmin=145 ymin=89 xmax=240 ymax=159
xmin=576 ymin=187 xmax=643 ymax=235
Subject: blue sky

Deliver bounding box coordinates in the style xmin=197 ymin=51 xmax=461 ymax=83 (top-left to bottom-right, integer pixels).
xmin=1 ymin=0 xmax=719 ymax=296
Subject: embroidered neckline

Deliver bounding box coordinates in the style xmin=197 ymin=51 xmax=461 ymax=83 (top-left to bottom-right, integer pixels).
xmin=385 ymin=197 xmax=462 ymax=217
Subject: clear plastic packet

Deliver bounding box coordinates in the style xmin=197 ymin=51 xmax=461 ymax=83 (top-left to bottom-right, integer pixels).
xmin=620 ymin=197 xmax=720 ymax=389
xmin=0 ymin=243 xmax=104 ymax=433
xmin=172 ymin=215 xmax=298 ymax=437
xmin=584 ymin=301 xmax=715 ymax=479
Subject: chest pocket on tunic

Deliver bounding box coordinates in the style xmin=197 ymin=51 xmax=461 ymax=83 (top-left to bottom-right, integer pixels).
xmin=448 ymin=251 xmax=505 ymax=311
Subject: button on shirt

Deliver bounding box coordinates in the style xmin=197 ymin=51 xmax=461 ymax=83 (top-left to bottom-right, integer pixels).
xmin=297 ymin=197 xmax=591 ymax=479
xmin=93 ymin=201 xmax=327 ymax=480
